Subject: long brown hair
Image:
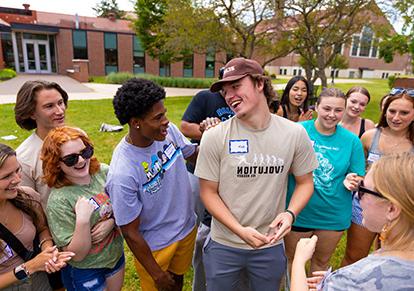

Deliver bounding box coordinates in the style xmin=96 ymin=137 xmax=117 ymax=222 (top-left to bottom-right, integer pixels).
xmin=377 ymin=93 xmax=414 ymax=143
xmin=0 ymin=144 xmax=46 ymax=228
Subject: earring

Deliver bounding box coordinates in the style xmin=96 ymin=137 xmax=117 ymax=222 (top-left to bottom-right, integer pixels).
xmin=136 ymin=125 xmax=140 ymax=129
xmin=379 ymin=222 xmax=390 ymax=242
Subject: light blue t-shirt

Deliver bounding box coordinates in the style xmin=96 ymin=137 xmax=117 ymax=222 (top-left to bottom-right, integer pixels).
xmin=320 ymin=254 xmax=414 ymax=290
xmin=106 ymin=123 xmax=196 ymax=251
xmin=287 ymin=121 xmax=365 ymax=230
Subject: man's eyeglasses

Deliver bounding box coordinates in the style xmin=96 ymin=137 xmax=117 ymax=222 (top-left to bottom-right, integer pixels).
xmin=61 ymin=145 xmax=94 ymax=167
xmin=357 ymin=181 xmax=385 ymax=200
xmin=389 ymin=87 xmax=414 ymax=98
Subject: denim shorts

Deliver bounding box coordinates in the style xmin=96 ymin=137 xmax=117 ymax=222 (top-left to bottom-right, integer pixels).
xmin=61 ymin=254 xmax=125 ymax=291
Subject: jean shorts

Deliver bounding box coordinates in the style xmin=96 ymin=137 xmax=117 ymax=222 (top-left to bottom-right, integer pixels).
xmin=61 ymin=254 xmax=125 ymax=291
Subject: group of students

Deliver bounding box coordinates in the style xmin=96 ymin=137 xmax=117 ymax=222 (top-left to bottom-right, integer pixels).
xmin=0 ymin=57 xmax=413 ymax=291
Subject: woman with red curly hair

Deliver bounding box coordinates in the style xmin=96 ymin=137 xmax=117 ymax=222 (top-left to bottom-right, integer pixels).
xmin=41 ymin=126 xmax=124 ymax=291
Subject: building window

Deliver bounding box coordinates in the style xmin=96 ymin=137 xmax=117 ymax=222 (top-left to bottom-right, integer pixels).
xmin=205 ymin=50 xmax=215 ymax=78
xmin=1 ymin=32 xmax=15 ymax=69
xmin=183 ymin=54 xmax=193 ymax=77
xmin=159 ymin=60 xmax=170 ymax=77
xmin=133 ymin=35 xmax=145 ymax=74
xmin=72 ymin=30 xmax=87 ymax=59
xmin=104 ymin=33 xmax=118 ymax=74
xmin=293 ymin=69 xmax=297 ymax=75
xmin=350 ymin=27 xmax=379 ymax=58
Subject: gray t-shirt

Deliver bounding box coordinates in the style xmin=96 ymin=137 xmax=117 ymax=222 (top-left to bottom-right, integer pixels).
xmin=321 ymin=254 xmax=414 ymax=290
xmin=106 ymin=123 xmax=197 ymax=251
xmin=195 ymin=115 xmax=318 ymax=249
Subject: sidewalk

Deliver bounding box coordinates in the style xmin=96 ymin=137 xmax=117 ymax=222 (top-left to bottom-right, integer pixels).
xmin=0 ymin=74 xmax=371 ymax=105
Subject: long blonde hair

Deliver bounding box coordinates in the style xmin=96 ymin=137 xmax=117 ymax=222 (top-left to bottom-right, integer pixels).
xmin=372 ymin=152 xmax=414 ymax=249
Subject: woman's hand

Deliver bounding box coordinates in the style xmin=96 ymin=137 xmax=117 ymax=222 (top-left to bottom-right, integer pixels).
xmin=91 ymin=218 xmax=115 ymax=244
xmin=26 ymin=246 xmax=74 ymax=274
xmin=294 ymin=235 xmax=318 ymax=263
xmin=299 ymin=110 xmax=314 ymax=121
xmin=307 ymin=271 xmax=327 ymax=291
xmin=343 ymin=173 xmax=363 ymax=191
xmin=74 ymin=197 xmax=95 ymax=223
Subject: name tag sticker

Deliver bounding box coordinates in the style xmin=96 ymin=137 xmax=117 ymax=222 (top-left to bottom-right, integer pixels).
xmin=88 ymin=197 xmax=100 ymax=211
xmin=367 ymin=152 xmax=380 ymax=163
xmin=229 ymin=140 xmax=249 ymax=154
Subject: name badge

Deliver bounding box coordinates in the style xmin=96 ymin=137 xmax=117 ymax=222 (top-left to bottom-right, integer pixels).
xmin=0 ymin=244 xmax=14 ymax=264
xmin=367 ymin=152 xmax=381 ymax=163
xmin=88 ymin=197 xmax=100 ymax=211
xmin=229 ymin=140 xmax=249 ymax=154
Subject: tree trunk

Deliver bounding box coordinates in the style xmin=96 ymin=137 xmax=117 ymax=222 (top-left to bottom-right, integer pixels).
xmin=319 ymin=70 xmax=328 ymax=88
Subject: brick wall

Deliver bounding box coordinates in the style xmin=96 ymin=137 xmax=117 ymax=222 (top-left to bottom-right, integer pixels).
xmin=118 ymin=34 xmax=133 ymax=73
xmin=55 ymin=29 xmax=73 ymax=74
xmin=171 ymin=61 xmax=183 ymax=77
xmin=145 ymin=54 xmax=158 ymax=75
xmin=87 ymin=31 xmax=105 ymax=76
xmin=193 ymin=53 xmax=205 ymax=78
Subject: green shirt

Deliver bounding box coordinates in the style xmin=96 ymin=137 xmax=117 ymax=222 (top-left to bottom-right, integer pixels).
xmin=46 ymin=164 xmax=123 ymax=269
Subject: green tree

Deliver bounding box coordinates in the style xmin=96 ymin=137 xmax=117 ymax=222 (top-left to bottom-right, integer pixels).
xmin=280 ymin=0 xmax=377 ymax=87
xmin=93 ymin=0 xmax=126 ymax=19
xmin=378 ymin=0 xmax=414 ymax=72
xmin=134 ymin=0 xmax=294 ymax=67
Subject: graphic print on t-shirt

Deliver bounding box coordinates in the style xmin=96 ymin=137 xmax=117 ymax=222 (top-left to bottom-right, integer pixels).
xmin=141 ymin=141 xmax=182 ymax=195
xmin=216 ymin=107 xmax=234 ymax=121
xmin=313 ymin=151 xmax=335 ymax=190
xmin=235 ymin=153 xmax=285 ymax=178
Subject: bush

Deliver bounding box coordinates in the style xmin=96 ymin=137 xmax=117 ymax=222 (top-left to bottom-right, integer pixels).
xmin=388 ymin=75 xmax=396 ymax=89
xmin=104 ymin=72 xmax=215 ymax=88
xmin=0 ymin=68 xmax=16 ymax=81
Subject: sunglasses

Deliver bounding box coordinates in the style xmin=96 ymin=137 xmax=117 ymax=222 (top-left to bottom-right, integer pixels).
xmin=357 ymin=180 xmax=384 ymax=200
xmin=389 ymin=87 xmax=414 ymax=98
xmin=60 ymin=145 xmax=94 ymax=167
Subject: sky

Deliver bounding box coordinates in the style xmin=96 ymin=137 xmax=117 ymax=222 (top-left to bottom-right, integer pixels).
xmin=1 ymin=0 xmax=135 ymax=17
xmin=1 ymin=0 xmax=404 ymax=33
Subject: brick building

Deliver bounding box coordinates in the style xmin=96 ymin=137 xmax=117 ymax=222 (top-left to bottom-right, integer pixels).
xmin=0 ymin=4 xmax=225 ymax=78
xmin=0 ymin=4 xmax=410 ymax=79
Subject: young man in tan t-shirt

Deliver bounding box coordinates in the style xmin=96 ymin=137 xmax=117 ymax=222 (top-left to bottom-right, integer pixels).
xmin=195 ymin=58 xmax=318 ymax=290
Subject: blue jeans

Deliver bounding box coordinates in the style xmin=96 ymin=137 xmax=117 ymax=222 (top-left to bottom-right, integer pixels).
xmin=61 ymin=254 xmax=125 ymax=291
xmin=203 ymin=238 xmax=286 ymax=291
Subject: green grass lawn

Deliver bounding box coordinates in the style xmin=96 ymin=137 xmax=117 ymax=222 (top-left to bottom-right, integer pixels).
xmin=0 ymin=78 xmax=388 ymax=290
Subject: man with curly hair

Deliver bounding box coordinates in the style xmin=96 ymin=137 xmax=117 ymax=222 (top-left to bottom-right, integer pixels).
xmin=106 ymin=78 xmax=198 ymax=291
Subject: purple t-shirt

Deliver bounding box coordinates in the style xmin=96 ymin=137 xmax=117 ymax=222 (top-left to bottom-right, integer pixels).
xmin=106 ymin=123 xmax=196 ymax=251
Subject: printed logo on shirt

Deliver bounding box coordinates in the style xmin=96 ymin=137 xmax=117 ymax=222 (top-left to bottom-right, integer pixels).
xmin=235 ymin=153 xmax=285 ymax=178
xmin=141 ymin=141 xmax=182 ymax=195
xmin=313 ymin=152 xmax=334 ymax=190
xmin=216 ymin=107 xmax=234 ymax=121
xmin=0 ymin=240 xmax=14 ymax=264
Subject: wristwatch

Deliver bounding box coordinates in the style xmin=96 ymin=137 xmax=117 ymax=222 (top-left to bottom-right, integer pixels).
xmin=14 ymin=263 xmax=30 ymax=281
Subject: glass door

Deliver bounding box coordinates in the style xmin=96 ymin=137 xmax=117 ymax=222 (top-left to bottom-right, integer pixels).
xmin=23 ymin=39 xmax=51 ymax=73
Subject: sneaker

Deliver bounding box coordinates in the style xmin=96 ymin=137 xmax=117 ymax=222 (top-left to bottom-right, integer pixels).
xmin=100 ymin=123 xmax=123 ymax=132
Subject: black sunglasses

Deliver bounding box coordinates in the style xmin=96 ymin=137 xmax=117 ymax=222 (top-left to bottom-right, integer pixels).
xmin=60 ymin=145 xmax=94 ymax=167
xmin=357 ymin=180 xmax=384 ymax=200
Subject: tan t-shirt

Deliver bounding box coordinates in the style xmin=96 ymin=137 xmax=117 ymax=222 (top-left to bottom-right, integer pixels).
xmin=16 ymin=132 xmax=50 ymax=210
xmin=195 ymin=115 xmax=318 ymax=249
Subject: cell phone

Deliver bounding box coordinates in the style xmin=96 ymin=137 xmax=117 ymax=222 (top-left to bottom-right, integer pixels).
xmin=305 ymin=105 xmax=315 ymax=112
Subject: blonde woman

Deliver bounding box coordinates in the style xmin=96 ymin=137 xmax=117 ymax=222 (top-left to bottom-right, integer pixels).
xmin=292 ymin=152 xmax=414 ymax=290
xmin=341 ymin=88 xmax=414 ymax=266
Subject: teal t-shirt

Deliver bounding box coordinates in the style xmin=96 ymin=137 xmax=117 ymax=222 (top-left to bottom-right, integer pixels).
xmin=287 ymin=121 xmax=365 ymax=230
xmin=46 ymin=164 xmax=124 ymax=269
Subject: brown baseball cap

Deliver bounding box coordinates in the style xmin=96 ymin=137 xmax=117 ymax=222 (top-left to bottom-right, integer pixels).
xmin=210 ymin=58 xmax=264 ymax=92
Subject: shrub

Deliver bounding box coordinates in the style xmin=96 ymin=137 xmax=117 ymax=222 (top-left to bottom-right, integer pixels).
xmin=388 ymin=75 xmax=396 ymax=89
xmin=104 ymin=72 xmax=215 ymax=88
xmin=0 ymin=68 xmax=16 ymax=81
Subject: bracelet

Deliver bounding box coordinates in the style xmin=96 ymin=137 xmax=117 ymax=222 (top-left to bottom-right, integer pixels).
xmin=285 ymin=209 xmax=296 ymax=224
xmin=39 ymin=237 xmax=53 ymax=248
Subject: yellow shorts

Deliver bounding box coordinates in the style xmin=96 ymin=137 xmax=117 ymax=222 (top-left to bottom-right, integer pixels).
xmin=134 ymin=226 xmax=197 ymax=291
